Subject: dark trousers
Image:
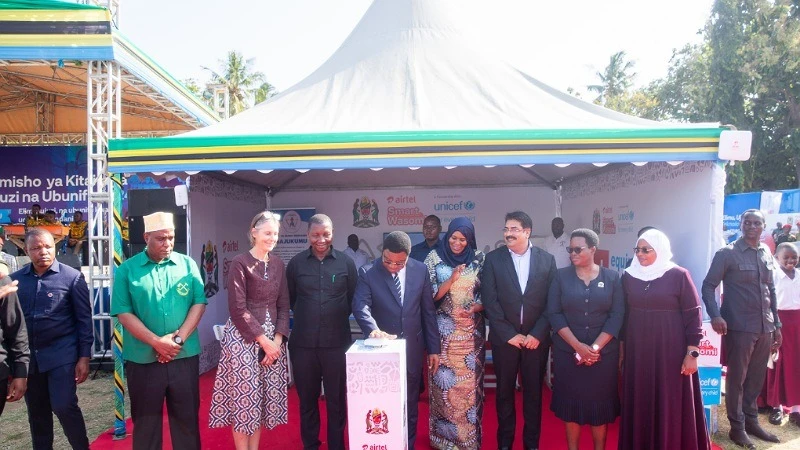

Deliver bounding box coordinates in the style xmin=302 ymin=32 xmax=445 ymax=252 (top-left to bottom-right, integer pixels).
xmin=725 ymin=330 xmax=772 ymax=431
xmin=25 ymin=359 xmax=89 ymax=450
xmin=290 ymin=346 xmax=348 ymax=450
xmin=406 ymin=366 xmax=423 ymax=450
xmin=0 ymin=377 xmax=7 ymax=416
xmin=492 ymin=339 xmax=548 ymax=449
xmin=126 ymin=355 xmax=201 ymax=450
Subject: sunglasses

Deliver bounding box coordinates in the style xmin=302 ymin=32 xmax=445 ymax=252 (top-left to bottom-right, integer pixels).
xmin=565 ymin=246 xmax=586 ymax=254
xmin=633 ymin=247 xmax=655 ymax=254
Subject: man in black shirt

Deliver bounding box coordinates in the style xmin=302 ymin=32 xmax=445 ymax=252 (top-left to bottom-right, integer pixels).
xmin=286 ymin=214 xmax=357 ymax=450
xmin=0 ymin=277 xmax=29 ymax=416
xmin=702 ymin=209 xmax=782 ymax=448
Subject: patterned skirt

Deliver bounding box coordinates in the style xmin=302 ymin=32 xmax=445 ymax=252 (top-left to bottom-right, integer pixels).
xmin=208 ymin=312 xmax=288 ymax=434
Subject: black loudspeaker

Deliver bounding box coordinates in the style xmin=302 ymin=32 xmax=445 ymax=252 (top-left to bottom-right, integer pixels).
xmin=127 ymin=189 xmax=187 ymax=244
xmin=128 ymin=215 xmax=187 ymax=244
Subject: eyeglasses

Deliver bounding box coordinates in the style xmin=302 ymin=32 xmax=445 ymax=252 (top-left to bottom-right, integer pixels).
xmin=502 ymin=227 xmax=525 ymax=234
xmin=633 ymin=247 xmax=655 ymax=254
xmin=422 ymin=225 xmax=440 ymax=231
xmin=382 ymin=258 xmax=406 ymax=268
xmin=565 ymin=246 xmax=586 ymax=254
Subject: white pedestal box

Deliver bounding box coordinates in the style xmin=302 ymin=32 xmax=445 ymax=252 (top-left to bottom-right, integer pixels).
xmin=346 ymin=339 xmax=408 ymax=450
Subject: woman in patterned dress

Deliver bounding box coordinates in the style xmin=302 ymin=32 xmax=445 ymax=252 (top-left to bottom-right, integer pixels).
xmin=209 ymin=211 xmax=291 ymax=450
xmin=424 ymin=217 xmax=486 ymax=450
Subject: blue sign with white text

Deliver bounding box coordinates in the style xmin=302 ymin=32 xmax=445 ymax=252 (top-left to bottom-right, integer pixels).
xmin=698 ymin=366 xmax=722 ymax=405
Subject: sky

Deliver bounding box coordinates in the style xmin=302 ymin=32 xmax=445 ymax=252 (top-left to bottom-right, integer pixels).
xmin=119 ymin=0 xmax=716 ymax=97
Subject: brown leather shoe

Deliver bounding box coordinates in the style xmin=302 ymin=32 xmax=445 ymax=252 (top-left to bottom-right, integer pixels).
xmin=728 ymin=429 xmax=756 ymax=449
xmin=745 ymin=423 xmax=780 ymax=443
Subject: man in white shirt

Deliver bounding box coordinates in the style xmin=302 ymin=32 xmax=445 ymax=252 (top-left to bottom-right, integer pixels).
xmin=544 ymin=217 xmax=570 ymax=269
xmin=342 ymin=233 xmax=370 ymax=269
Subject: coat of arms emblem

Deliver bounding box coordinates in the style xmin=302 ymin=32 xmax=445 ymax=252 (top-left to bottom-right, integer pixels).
xmin=200 ymin=240 xmax=219 ymax=298
xmin=353 ymin=196 xmax=380 ymax=228
xmin=365 ymin=408 xmax=389 ymax=434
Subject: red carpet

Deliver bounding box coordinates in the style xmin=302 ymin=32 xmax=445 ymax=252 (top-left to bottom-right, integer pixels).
xmin=91 ymin=369 xmax=722 ymax=449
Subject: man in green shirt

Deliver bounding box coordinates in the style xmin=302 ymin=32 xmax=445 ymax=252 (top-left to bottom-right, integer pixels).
xmin=111 ymin=211 xmax=206 ymax=450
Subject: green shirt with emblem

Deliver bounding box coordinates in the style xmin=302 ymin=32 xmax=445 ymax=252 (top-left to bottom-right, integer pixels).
xmin=111 ymin=250 xmax=207 ymax=364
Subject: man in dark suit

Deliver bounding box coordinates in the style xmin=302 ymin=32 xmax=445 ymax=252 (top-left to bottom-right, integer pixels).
xmin=482 ymin=211 xmax=557 ymax=450
xmin=353 ymin=231 xmax=440 ymax=449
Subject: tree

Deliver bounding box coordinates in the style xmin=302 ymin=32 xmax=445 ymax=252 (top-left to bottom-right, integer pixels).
xmin=254 ymin=81 xmax=278 ymax=104
xmin=587 ymin=51 xmax=637 ymax=106
xmin=203 ymin=51 xmax=267 ymax=116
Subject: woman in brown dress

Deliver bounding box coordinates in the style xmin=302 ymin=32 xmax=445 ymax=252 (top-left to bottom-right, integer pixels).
xmin=209 ymin=211 xmax=290 ymax=450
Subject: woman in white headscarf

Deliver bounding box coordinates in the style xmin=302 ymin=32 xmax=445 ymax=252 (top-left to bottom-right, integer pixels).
xmin=617 ymin=229 xmax=711 ymax=450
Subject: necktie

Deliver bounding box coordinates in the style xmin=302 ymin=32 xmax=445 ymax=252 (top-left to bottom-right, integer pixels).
xmin=393 ymin=273 xmax=402 ymax=303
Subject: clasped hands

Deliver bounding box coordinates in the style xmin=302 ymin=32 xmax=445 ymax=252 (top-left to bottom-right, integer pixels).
xmin=507 ymin=333 xmax=540 ymax=350
xmin=575 ymin=343 xmax=601 ymax=366
xmin=154 ymin=331 xmax=182 ymax=364
xmin=257 ymin=337 xmax=282 ymax=367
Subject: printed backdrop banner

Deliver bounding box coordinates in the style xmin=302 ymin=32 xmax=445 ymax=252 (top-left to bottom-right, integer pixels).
xmin=271 ymin=186 xmax=556 ymax=260
xmin=561 ymin=161 xmax=719 ymax=295
xmin=272 ymin=208 xmax=317 ymax=263
xmin=0 ymin=146 xmax=88 ymax=223
xmin=187 ymin=174 xmax=266 ymax=373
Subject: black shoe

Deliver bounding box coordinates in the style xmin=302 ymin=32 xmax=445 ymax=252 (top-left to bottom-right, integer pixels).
xmin=728 ymin=429 xmax=755 ymax=449
xmin=745 ymin=423 xmax=780 ymax=443
xmin=789 ymin=412 xmax=800 ymax=427
xmin=768 ymin=407 xmax=784 ymax=425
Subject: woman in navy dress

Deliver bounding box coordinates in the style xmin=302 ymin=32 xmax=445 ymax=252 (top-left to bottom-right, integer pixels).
xmin=547 ymin=228 xmax=624 ymax=450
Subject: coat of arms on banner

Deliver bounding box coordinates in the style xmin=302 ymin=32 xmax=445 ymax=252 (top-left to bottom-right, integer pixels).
xmin=200 ymin=240 xmax=219 ymax=298
xmin=365 ymin=408 xmax=389 ymax=434
xmin=353 ymin=196 xmax=380 ymax=228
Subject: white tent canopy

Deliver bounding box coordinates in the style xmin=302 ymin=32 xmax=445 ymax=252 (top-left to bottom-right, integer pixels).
xmin=186 ymin=0 xmax=709 ymax=136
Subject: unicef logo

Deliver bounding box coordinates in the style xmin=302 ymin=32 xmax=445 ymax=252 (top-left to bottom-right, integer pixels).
xmin=464 ymin=201 xmax=475 ymax=211
xmin=710 ymin=378 xmax=720 ymax=387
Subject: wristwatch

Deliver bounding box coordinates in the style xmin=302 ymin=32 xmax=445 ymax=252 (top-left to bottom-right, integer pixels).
xmin=173 ymin=334 xmax=184 ymax=346
xmin=687 ymin=349 xmax=700 ymax=358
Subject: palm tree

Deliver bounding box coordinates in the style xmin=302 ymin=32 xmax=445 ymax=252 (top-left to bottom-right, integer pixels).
xmin=203 ymin=51 xmax=266 ymax=116
xmin=587 ymin=51 xmax=637 ymax=106
xmin=255 ymin=81 xmax=279 ymax=104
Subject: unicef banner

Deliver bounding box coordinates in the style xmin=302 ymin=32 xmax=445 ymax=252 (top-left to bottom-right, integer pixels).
xmin=0 ymin=146 xmax=88 ymax=223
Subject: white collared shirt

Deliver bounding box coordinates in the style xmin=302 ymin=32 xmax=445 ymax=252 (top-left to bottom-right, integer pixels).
xmin=773 ymin=267 xmax=800 ymax=310
xmin=544 ymin=234 xmax=571 ymax=269
xmin=509 ymin=243 xmax=532 ymax=322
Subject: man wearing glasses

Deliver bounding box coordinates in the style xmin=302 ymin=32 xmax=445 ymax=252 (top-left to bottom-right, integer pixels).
xmin=702 ymin=209 xmax=782 ymax=448
xmin=482 ymin=211 xmax=557 ymax=450
xmin=353 ymin=231 xmax=440 ymax=449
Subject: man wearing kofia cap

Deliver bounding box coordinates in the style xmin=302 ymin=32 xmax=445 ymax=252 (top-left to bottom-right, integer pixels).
xmin=111 ymin=212 xmax=207 ymax=450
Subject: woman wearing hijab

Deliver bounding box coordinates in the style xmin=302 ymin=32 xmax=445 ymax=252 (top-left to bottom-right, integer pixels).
xmin=547 ymin=228 xmax=624 ymax=450
xmin=424 ymin=217 xmax=485 ymax=450
xmin=618 ymin=229 xmax=711 ymax=450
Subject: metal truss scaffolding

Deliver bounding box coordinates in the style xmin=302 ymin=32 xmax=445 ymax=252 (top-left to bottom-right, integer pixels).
xmin=86 ymin=60 xmax=127 ymax=437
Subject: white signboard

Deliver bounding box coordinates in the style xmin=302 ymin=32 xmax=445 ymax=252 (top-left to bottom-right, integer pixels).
xmin=346 ymin=340 xmax=408 ymax=450
xmin=698 ymin=321 xmax=722 ymax=367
